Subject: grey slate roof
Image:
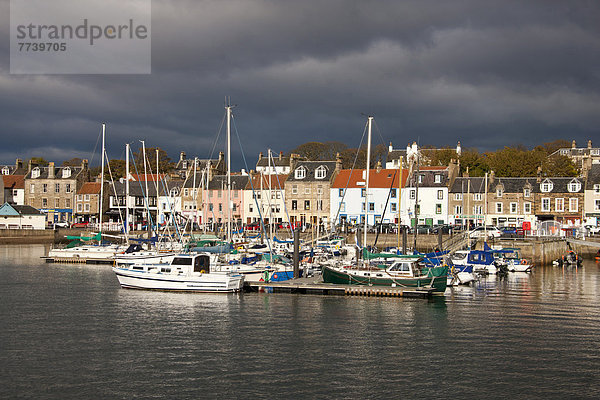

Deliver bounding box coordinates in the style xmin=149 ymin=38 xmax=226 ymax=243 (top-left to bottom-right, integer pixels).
xmin=109 ymin=181 xmax=182 ymax=197
xmin=386 ymin=149 xmax=407 ymax=162
xmin=489 ymin=178 xmax=538 ymax=193
xmin=586 ymin=164 xmax=600 ymax=189
xmin=450 ymin=177 xmax=487 ymax=193
xmin=406 ymin=169 xmax=449 ymax=188
xmin=25 ymin=165 xmax=84 ymax=180
xmin=207 ymin=175 xmax=249 ymax=190
xmin=13 ymin=205 xmax=44 ymax=215
xmin=286 ymin=161 xmax=337 ymax=182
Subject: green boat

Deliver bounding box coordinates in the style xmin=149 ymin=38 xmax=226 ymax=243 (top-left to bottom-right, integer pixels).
xmin=321 ymin=258 xmax=448 ymax=293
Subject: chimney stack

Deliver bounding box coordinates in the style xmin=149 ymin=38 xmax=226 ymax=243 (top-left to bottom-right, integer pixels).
xmin=335 ymin=153 xmax=342 ymax=172
xmin=536 ymin=166 xmax=542 ymax=183
xmin=588 ymin=140 xmax=592 ymax=149
xmin=179 ymin=151 xmax=186 ymax=162
xmin=376 ymin=160 xmax=382 ymax=173
xmin=279 ymin=151 xmax=283 ymax=160
xmin=389 ymin=142 xmax=393 ymax=152
xmin=16 ymin=158 xmax=23 ymax=170
xmin=258 ymin=152 xmax=263 ymax=161
xmin=572 ymin=140 xmax=576 ymax=149
xmin=48 ymin=162 xmax=55 ymax=179
xmin=489 ymin=170 xmax=495 ymax=184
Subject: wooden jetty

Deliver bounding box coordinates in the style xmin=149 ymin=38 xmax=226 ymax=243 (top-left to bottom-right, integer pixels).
xmin=245 ymin=277 xmax=437 ymax=298
xmin=42 ymin=257 xmax=114 ymax=265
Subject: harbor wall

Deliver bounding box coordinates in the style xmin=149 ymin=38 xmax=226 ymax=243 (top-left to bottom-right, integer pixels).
xmin=0 ymin=229 xmax=55 ymax=243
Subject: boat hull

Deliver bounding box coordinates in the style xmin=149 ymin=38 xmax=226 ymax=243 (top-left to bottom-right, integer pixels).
xmin=112 ymin=267 xmax=244 ymax=293
xmin=321 ymin=266 xmax=447 ymax=293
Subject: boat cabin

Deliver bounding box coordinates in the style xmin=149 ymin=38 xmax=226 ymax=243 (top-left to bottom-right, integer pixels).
xmin=172 ymin=254 xmax=211 ymax=273
xmin=466 ymin=250 xmax=495 ymax=266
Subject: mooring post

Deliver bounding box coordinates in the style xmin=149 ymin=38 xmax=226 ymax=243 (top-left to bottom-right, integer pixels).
xmin=402 ymin=227 xmax=407 ymax=254
xmin=293 ymin=228 xmax=300 ymax=278
xmin=438 ymin=228 xmax=443 ymax=251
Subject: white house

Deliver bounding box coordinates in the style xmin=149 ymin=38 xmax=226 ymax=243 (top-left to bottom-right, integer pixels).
xmin=330 ymin=167 xmax=407 ymax=226
xmin=584 ymin=163 xmax=600 ymax=227
xmin=243 ymin=173 xmax=289 ymax=224
xmin=0 ymin=203 xmax=46 ymax=229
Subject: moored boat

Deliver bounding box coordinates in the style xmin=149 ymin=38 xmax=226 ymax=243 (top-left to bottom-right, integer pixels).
xmin=112 ymin=253 xmax=244 ymax=292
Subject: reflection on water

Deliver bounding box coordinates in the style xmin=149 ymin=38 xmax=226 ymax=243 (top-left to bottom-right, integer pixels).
xmin=1 ymin=245 xmax=600 ymax=398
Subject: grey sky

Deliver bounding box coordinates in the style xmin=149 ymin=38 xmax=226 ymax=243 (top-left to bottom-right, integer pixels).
xmin=1 ymin=0 xmax=599 ymax=169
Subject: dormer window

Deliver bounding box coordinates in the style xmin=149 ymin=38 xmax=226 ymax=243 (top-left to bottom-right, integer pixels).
xmin=524 ymin=188 xmax=531 ymax=198
xmin=434 ymin=174 xmax=442 ymax=183
xmin=540 ymin=179 xmax=553 ymax=193
xmin=1 ymin=167 xmax=9 ymax=175
xmin=170 ymin=188 xmax=179 ymax=197
xmin=315 ymin=166 xmax=326 ymax=179
xmin=31 ymin=167 xmax=40 ymax=179
xmin=62 ymin=167 xmax=71 ymax=178
xmin=496 ymin=187 xmax=503 ymax=197
xmin=567 ymin=179 xmax=581 ymax=193
xmin=295 ymin=166 xmax=306 ymax=180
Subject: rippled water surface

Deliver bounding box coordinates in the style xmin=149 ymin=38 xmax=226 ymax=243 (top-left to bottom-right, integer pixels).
xmin=1 ymin=245 xmax=600 ymax=398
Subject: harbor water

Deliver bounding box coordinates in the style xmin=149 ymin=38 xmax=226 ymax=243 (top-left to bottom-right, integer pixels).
xmin=1 ymin=244 xmax=600 ymax=398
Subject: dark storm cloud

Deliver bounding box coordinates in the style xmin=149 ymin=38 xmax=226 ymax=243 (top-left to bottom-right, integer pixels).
xmin=1 ymin=0 xmax=599 ymax=168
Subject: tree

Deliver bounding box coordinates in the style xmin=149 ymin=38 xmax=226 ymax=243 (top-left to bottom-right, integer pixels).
xmin=288 ymin=141 xmax=348 ymax=161
xmin=422 ymin=147 xmax=458 ymax=166
xmin=28 ymin=157 xmax=49 ymax=167
xmin=459 ymin=149 xmax=488 ymax=176
xmin=543 ymin=139 xmax=570 ymax=155
xmin=131 ymin=147 xmax=174 ymax=175
xmin=541 ymin=155 xmax=578 ymax=177
xmin=61 ymin=157 xmax=83 ymax=167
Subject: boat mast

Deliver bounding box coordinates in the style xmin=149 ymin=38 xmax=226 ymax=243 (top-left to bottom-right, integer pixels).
xmin=99 ymin=123 xmax=105 ymax=233
xmin=125 ymin=143 xmax=130 ymax=237
xmin=192 ymin=156 xmax=197 ymax=234
xmin=484 ymin=172 xmax=488 ymax=239
xmin=397 ymin=156 xmax=403 ymax=250
xmin=413 ymin=150 xmax=420 ymax=252
xmin=141 ymin=140 xmax=150 ymax=238
xmin=226 ymin=103 xmax=232 ymax=244
xmin=156 ymin=149 xmax=160 ymax=229
xmin=363 ymin=116 xmax=372 ymax=262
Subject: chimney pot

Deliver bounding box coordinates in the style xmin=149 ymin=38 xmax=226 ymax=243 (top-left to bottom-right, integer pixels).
xmin=48 ymin=162 xmax=55 ymax=179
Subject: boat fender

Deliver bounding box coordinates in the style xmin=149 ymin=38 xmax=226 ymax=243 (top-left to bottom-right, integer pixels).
xmin=522 ymin=259 xmax=528 ymax=265
xmin=200 ymin=269 xmax=205 ymax=274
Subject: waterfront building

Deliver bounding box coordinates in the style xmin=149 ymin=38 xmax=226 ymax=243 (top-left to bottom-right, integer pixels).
xmin=255 ymin=151 xmax=301 ymax=175
xmin=448 ymin=176 xmax=487 ymax=227
xmin=532 ymin=176 xmax=585 ymax=226
xmin=107 ymin=181 xmax=158 ymax=230
xmin=157 ymin=181 xmax=184 ymax=227
xmin=584 ymin=163 xmax=600 ymax=227
xmin=73 ymin=182 xmax=105 ymax=225
xmin=486 ymin=175 xmax=538 ymax=228
xmin=203 ymin=174 xmax=249 ymax=230
xmin=386 ymin=141 xmax=461 ymax=169
xmin=549 ymin=140 xmax=600 ymax=176
xmin=285 ymin=159 xmax=341 ymax=230
xmin=24 ymin=160 xmax=89 ymax=225
xmin=402 ymin=163 xmax=459 ymax=227
xmin=0 ymin=202 xmax=46 ymax=230
xmin=330 ymin=165 xmax=407 ymax=227
xmin=243 ymin=173 xmax=288 ymax=225
xmin=173 ymin=151 xmax=225 ymax=180
xmin=2 ymin=175 xmax=25 ymax=206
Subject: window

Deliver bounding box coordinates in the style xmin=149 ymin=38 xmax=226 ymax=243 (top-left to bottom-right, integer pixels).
xmin=473 ymin=205 xmax=483 ymax=215
xmin=1 ymin=166 xmax=9 ymax=175
xmin=592 ymin=149 xmax=600 ymax=156
xmin=434 ymin=174 xmax=442 ymax=183
xmin=84 ymin=194 xmax=90 ymax=201
xmin=541 ymin=198 xmax=550 ymax=212
xmin=361 ymin=203 xmax=365 ymax=211
xmin=77 ymin=195 xmax=82 ymax=201
xmin=569 ymin=198 xmax=578 ymax=212
xmin=496 ymin=188 xmax=503 ymax=197
xmin=62 ymin=167 xmax=71 ymax=178
xmin=369 ymin=203 xmax=374 ymax=211
xmin=474 ymin=193 xmax=482 ymax=201
xmin=218 ymin=204 xmax=222 ymax=212
xmin=12 ymin=189 xmax=17 ymax=197
xmin=436 ymin=204 xmax=442 ymax=214
xmin=66 ymin=184 xmax=71 ymax=193
xmin=455 ymin=193 xmax=462 ymax=201
xmin=496 ymin=202 xmax=503 ymax=214
xmin=295 ymin=167 xmax=306 ymax=179
xmin=317 ymin=186 xmax=323 ymax=195
xmin=233 ymin=204 xmax=237 ymax=212
xmin=594 ymin=184 xmax=600 ymax=194
xmin=315 ymin=166 xmax=326 ymax=179
xmin=595 ymin=200 xmax=600 ymax=211
xmin=249 ymin=204 xmax=253 ymax=212
xmin=418 ymin=174 xmax=423 ymax=184
xmin=42 ymin=184 xmax=48 ymax=193
xmin=42 ymin=198 xmax=47 ymax=207
xmin=292 ymin=185 xmax=298 ymax=195
xmin=524 ymin=188 xmax=531 ymax=198
xmin=55 ymin=183 xmax=60 ymax=193
xmin=84 ymin=203 xmax=90 ymax=212
xmin=524 ymin=202 xmax=531 ymax=214
xmin=510 ymin=202 xmax=518 ymax=214
xmin=30 ymin=184 xmax=35 ymax=194
xmin=291 ymin=200 xmax=297 ymax=210
xmin=218 ymin=190 xmax=222 ymax=198
xmin=55 ymin=198 xmax=60 ymax=208
xmin=437 ymin=190 xmax=443 ymax=200
xmin=234 ymin=191 xmax=238 ymax=198
xmin=361 ymin=188 xmax=366 ymax=197
xmin=391 ymin=203 xmax=397 ymax=212
xmin=555 ymin=198 xmax=564 ymax=212
xmin=31 ymin=167 xmax=40 ymax=179
xmin=305 ymin=187 xmax=311 ymax=195
xmin=540 ymin=180 xmax=553 ymax=193
xmin=304 ymin=200 xmax=310 ymax=210
xmin=317 ymin=200 xmax=323 ymax=211
xmin=388 ymin=189 xmax=396 ymax=198
xmin=77 ymin=203 xmax=83 ymax=212
xmin=454 ymin=205 xmax=462 ymax=214
xmin=410 ymin=190 xmax=416 ymax=200
xmin=340 ymin=202 xmax=345 ymax=212
xmin=338 ymin=188 xmax=344 ymax=197
xmin=567 ymin=180 xmax=581 ymax=193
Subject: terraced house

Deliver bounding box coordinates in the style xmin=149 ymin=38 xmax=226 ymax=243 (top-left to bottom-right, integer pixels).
xmin=243 ymin=173 xmax=288 ymax=225
xmin=584 ymin=163 xmax=600 ymax=227
xmin=448 ymin=176 xmax=487 ymax=227
xmin=487 ymin=175 xmax=538 ymax=228
xmin=534 ymin=176 xmax=585 ymax=225
xmin=24 ymin=160 xmax=89 ymax=225
xmin=285 ymin=159 xmax=341 ymax=230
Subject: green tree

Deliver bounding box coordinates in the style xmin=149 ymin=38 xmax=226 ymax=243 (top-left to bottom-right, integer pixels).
xmin=132 ymin=147 xmax=174 ymax=175
xmin=61 ymin=157 xmax=83 ymax=167
xmin=459 ymin=149 xmax=488 ymax=176
xmin=28 ymin=157 xmax=49 ymax=167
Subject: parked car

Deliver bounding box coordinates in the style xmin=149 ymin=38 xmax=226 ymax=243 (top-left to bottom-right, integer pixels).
xmin=584 ymin=225 xmax=600 ymax=235
xmin=470 ymin=226 xmax=502 ymax=239
xmin=371 ymin=222 xmax=397 ymax=233
xmin=71 ymin=222 xmax=89 ymax=228
xmin=414 ymin=224 xmax=433 ymax=234
xmin=54 ymin=221 xmax=70 ymax=228
xmin=499 ymin=226 xmax=525 ymax=238
xmin=244 ymin=222 xmax=261 ymax=231
xmin=432 ymin=224 xmax=452 ymax=234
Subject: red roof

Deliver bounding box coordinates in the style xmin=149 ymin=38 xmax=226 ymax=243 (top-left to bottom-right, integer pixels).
xmin=78 ymin=182 xmax=101 ymax=195
xmin=247 ymin=174 xmax=288 ymax=190
xmin=331 ymin=169 xmax=408 ymax=189
xmin=420 ymin=166 xmax=448 ymax=171
xmin=2 ymin=175 xmax=24 ymax=189
xmin=130 ymin=174 xmax=166 ymax=182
